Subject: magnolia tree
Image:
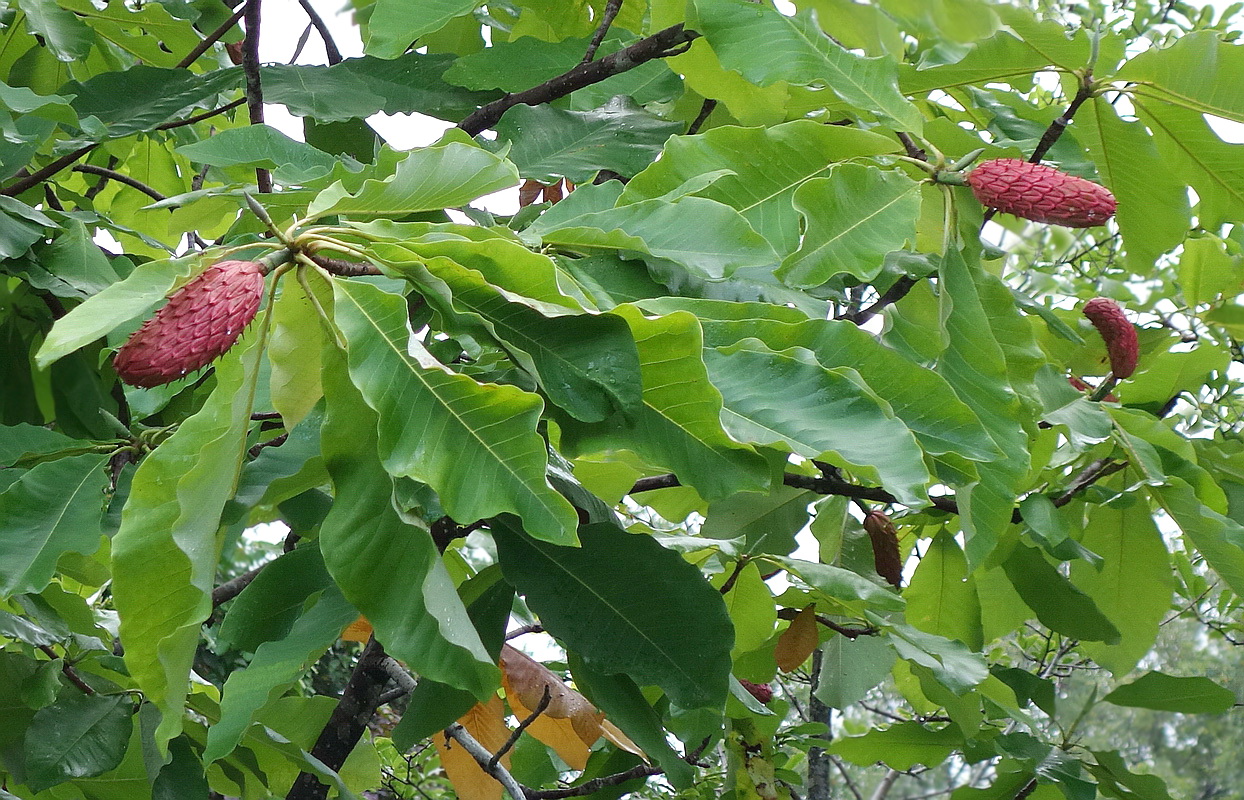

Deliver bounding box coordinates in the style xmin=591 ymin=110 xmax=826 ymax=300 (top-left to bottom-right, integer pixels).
xmin=3 ymin=0 xmax=1244 ymax=798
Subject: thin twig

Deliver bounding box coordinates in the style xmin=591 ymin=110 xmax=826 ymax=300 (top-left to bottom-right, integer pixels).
xmin=1052 ymin=458 xmax=1126 ymax=507
xmin=443 ymin=724 xmax=528 ymax=800
xmin=72 ymin=165 xmax=167 ymax=201
xmin=38 ymin=645 xmax=95 ymax=695
xmin=212 ymin=562 xmax=269 ymax=608
xmin=177 ymin=5 xmax=247 ymax=68
xmin=525 ymin=764 xmax=661 ymax=799
xmin=248 ymin=432 xmax=288 ymax=458
xmin=831 ymin=755 xmax=864 ymax=800
xmin=459 ymin=24 xmax=698 ymax=135
xmin=156 ymin=98 xmax=247 ymax=131
xmin=582 ymin=0 xmax=623 ymax=62
xmin=241 ymin=0 xmax=272 ymax=193
xmin=490 ymin=686 xmax=550 ymax=769
xmin=686 ymin=98 xmax=718 ymax=135
xmin=869 ymin=769 xmax=901 ymax=800
xmin=718 ymin=558 xmax=748 ymax=595
xmin=843 ymin=276 xmax=918 ymax=325
xmin=777 ymin=607 xmax=876 ymax=639
xmin=505 ymin=624 xmax=545 ymax=639
xmin=296 ymin=0 xmax=344 ymax=63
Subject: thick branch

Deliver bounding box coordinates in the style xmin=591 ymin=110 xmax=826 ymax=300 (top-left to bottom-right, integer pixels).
xmin=38 ymin=644 xmax=96 ymax=695
xmin=458 ymin=24 xmax=698 ymax=135
xmin=443 ymin=724 xmax=528 ymax=800
xmin=287 ymin=638 xmax=392 ymax=800
xmin=212 ymin=562 xmax=268 ymax=608
xmin=241 ymin=0 xmax=272 ymax=193
xmin=842 ymin=276 xmax=918 ymax=325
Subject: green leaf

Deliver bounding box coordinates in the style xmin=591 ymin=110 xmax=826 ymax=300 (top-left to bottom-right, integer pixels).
xmin=695 ymin=0 xmax=922 ymax=130
xmin=885 ymin=621 xmax=989 ymax=695
xmin=493 ymin=519 xmax=734 ymax=709
xmin=621 ymin=120 xmax=901 ymax=255
xmin=718 ymin=563 xmax=777 ymax=655
xmin=33 ymin=219 xmax=122 ymax=299
xmin=15 ymin=0 xmax=93 ymax=61
xmin=904 ymin=531 xmax=983 ymax=651
xmin=777 ymin=165 xmax=922 ymax=287
xmin=332 ymin=279 xmax=578 ymax=542
xmin=35 ymin=253 xmax=197 ymax=368
xmin=307 ymin=135 xmax=519 ymax=220
xmin=153 ymin=736 xmax=211 ymax=800
xmin=0 ymin=423 xmax=77 ymax=467
xmin=217 ymin=546 xmax=333 ymax=654
xmin=269 ymin=272 xmax=329 ymax=428
xmin=262 ymin=55 xmax=501 ymax=124
xmin=1071 ymin=500 xmax=1174 ymax=675
xmin=768 ymin=556 xmax=904 ymax=612
xmin=814 ymin=634 xmax=897 ymax=709
xmin=378 ymin=247 xmax=643 ymax=422
xmin=703 ymin=339 xmax=931 ymax=506
xmin=1002 ymin=543 xmax=1121 ymax=644
xmin=497 ymin=98 xmax=682 ymax=184
xmin=701 ymin=485 xmax=813 ymax=557
xmin=1179 ymin=236 xmax=1241 ymax=308
xmin=1103 ymin=671 xmax=1236 ymax=714
xmin=64 ymin=65 xmax=243 ymax=139
xmin=1116 ymin=30 xmax=1244 ymax=123
xmin=0 ymin=453 xmax=108 ymax=597
xmin=527 ymin=194 xmax=779 ymax=281
xmin=1151 ymin=478 xmax=1244 ymax=597
xmin=23 ymin=694 xmax=133 ymax=792
xmin=111 ymin=335 xmax=264 ymax=749
xmin=557 ymin=307 xmax=771 ymax=502
xmin=1119 ymin=343 xmax=1231 ymax=409
xmin=319 ymin=340 xmax=500 ymax=697
xmin=831 ymin=721 xmax=961 ymax=770
xmin=205 ymin=585 xmax=358 ymax=763
xmin=365 ymin=0 xmax=479 ymax=59
xmin=176 ymin=125 xmax=340 ymax=184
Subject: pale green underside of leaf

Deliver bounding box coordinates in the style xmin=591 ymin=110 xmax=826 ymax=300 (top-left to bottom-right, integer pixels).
xmin=704 ymin=340 xmax=931 ymax=506
xmin=111 ymin=335 xmax=263 ymax=750
xmin=331 ymin=279 xmax=578 ymax=543
xmin=1115 ymin=30 xmax=1244 ymax=123
xmin=364 ymin=0 xmax=478 ymax=59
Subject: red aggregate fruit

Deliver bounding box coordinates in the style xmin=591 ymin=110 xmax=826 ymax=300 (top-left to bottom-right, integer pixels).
xmin=739 ymin=680 xmax=773 ymax=705
xmin=966 ymin=158 xmax=1116 ymax=227
xmin=114 ymin=259 xmax=265 ymax=387
xmin=1082 ymin=297 xmax=1139 ymax=379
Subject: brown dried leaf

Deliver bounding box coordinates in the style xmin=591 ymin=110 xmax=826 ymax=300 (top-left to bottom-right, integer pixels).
xmin=501 ymin=645 xmax=600 ymax=769
xmin=436 ymin=697 xmax=511 ymax=800
xmin=774 ymin=605 xmax=818 ymax=672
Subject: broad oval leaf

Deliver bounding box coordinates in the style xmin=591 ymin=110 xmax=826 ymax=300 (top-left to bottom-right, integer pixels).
xmin=1103 ymin=671 xmax=1236 ymax=714
xmin=23 ymin=695 xmax=133 ymax=792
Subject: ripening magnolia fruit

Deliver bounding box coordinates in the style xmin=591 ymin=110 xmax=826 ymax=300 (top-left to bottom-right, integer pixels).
xmin=738 ymin=680 xmax=773 ymax=705
xmin=862 ymin=510 xmax=903 ymax=589
xmin=1083 ymin=297 xmax=1139 ymax=379
xmin=967 ymin=158 xmax=1116 ymax=227
xmin=114 ymin=259 xmax=265 ymax=387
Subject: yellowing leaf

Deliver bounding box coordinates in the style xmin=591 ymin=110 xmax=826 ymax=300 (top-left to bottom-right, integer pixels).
xmin=600 ymin=719 xmax=646 ymax=760
xmin=501 ymin=645 xmax=600 ymax=769
xmin=436 ymin=697 xmax=511 ymax=800
xmin=340 ymin=615 xmax=373 ymax=643
xmin=774 ymin=605 xmax=819 ymax=672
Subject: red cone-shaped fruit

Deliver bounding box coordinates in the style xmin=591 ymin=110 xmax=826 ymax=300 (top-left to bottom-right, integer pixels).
xmin=967 ymin=158 xmax=1116 ymax=227
xmin=1083 ymin=297 xmax=1139 ymax=379
xmin=114 ymin=260 xmax=265 ymax=387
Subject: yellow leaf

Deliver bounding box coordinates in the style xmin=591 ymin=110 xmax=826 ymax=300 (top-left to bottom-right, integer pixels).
xmin=340 ymin=615 xmax=373 ymax=643
xmin=774 ymin=605 xmax=818 ymax=672
xmin=502 ymin=645 xmax=600 ymax=769
xmin=435 ymin=697 xmax=511 ymax=800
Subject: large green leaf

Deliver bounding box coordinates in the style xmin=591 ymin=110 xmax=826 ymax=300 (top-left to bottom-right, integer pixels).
xmin=767 ymin=556 xmax=904 ymax=612
xmin=262 ymin=55 xmax=501 ymax=124
xmin=111 ymin=336 xmax=264 ymax=749
xmin=15 ymin=0 xmax=93 ymax=62
xmin=332 ymin=279 xmax=578 ymax=542
xmin=307 ymin=134 xmax=519 ymax=220
xmin=365 ymin=0 xmax=479 ymax=59
xmin=217 ymin=546 xmax=333 ymax=654
xmin=704 ymin=339 xmax=931 ymax=505
xmin=0 ymin=453 xmax=108 ymax=597
xmin=777 ymin=165 xmax=922 ymax=287
xmin=204 ymin=586 xmax=358 ymax=763
xmin=35 ymin=253 xmax=197 ymax=368
xmin=700 ymin=485 xmax=813 ymax=557
xmin=1071 ymin=499 xmax=1174 ymax=675
xmin=1103 ymin=671 xmax=1236 ymax=714
xmin=377 ymin=247 xmax=643 ymax=422
xmin=640 ymin=298 xmax=1001 ymax=463
xmin=23 ymin=695 xmax=133 ymax=792
xmin=62 ymin=65 xmax=242 ymax=139
xmin=694 ymin=0 xmax=922 ymax=130
xmin=526 ymin=191 xmax=779 ymax=281
xmin=814 ymin=634 xmax=897 ymax=709
xmin=620 ymin=121 xmax=901 ymax=255
xmin=1116 ymin=30 xmax=1244 ymax=123
xmin=831 ymin=721 xmax=961 ymax=770
xmin=904 ymin=531 xmax=982 ymax=651
xmin=1002 ymin=543 xmax=1121 ymax=644
xmin=176 ymin=125 xmax=340 ymax=184
xmin=496 ymin=98 xmax=682 ymax=184
xmin=557 ymin=306 xmax=770 ymax=502
xmin=319 ymin=340 xmax=499 ymax=697
xmin=1151 ymin=478 xmax=1244 ymax=597
xmin=493 ymin=519 xmax=734 ymax=709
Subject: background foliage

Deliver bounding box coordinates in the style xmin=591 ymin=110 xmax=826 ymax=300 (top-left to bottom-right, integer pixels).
xmin=2 ymin=0 xmax=1244 ymax=798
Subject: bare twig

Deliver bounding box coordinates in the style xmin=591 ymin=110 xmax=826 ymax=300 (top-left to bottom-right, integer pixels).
xmin=443 ymin=724 xmax=528 ymax=800
xmin=212 ymin=562 xmax=269 ymax=608
xmin=176 ymin=5 xmax=247 ymax=68
xmin=72 ymin=165 xmax=166 ymax=201
xmin=459 ymin=24 xmax=698 ymax=135
xmin=38 ymin=644 xmax=95 ymax=695
xmin=490 ymin=686 xmax=550 ymax=769
xmin=241 ymin=0 xmax=272 ymax=193
xmin=1052 ymin=458 xmax=1126 ymax=507
xmin=686 ymin=98 xmax=718 ymax=135
xmin=505 ymin=624 xmax=545 ymax=639
xmin=296 ymin=0 xmax=343 ymax=64
xmin=777 ymin=607 xmax=876 ymax=639
xmin=156 ymin=98 xmax=247 ymax=131
xmin=248 ymin=432 xmax=288 ymax=458
xmin=843 ymin=276 xmax=918 ymax=325
xmin=582 ymin=0 xmax=623 ymax=62
xmin=831 ymin=755 xmax=864 ymax=800
xmin=525 ymin=764 xmax=661 ymax=799
xmin=869 ymin=769 xmax=901 ymax=800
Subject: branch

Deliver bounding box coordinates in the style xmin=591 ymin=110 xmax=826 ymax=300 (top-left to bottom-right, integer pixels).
xmin=287 ymin=638 xmax=393 ymax=800
xmin=72 ymin=165 xmax=166 ymax=201
xmin=505 ymin=624 xmax=544 ymax=639
xmin=241 ymin=0 xmax=272 ymax=193
xmin=155 ymin=97 xmax=247 ymax=131
xmin=176 ymin=5 xmax=247 ymax=68
xmin=524 ymin=764 xmax=661 ymax=799
xmin=1052 ymin=458 xmax=1126 ymax=507
xmin=309 ymin=254 xmax=383 ymax=276
xmin=212 ymin=562 xmax=269 ymax=608
xmin=777 ymin=607 xmax=876 ymax=639
xmin=1 ymin=144 xmax=96 ymax=197
xmin=38 ymin=644 xmax=95 ymax=695
xmin=458 ymin=24 xmax=698 ymax=135
xmin=296 ymin=0 xmax=343 ymax=64
xmin=491 ymin=686 xmax=550 ymax=769
xmin=443 ymin=723 xmax=528 ymax=800
xmin=686 ymin=98 xmax=717 ymax=135
xmin=842 ymin=276 xmax=918 ymax=325
xmin=582 ymin=0 xmax=623 ymax=62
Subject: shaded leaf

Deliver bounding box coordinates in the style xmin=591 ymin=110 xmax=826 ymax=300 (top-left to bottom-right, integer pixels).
xmin=23 ymin=694 xmax=133 ymax=792
xmin=1104 ymin=671 xmax=1235 ymax=714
